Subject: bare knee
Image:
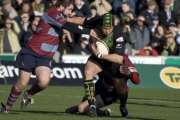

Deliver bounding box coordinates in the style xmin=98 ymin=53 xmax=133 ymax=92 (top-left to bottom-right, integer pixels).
xmin=78 ymin=105 xmax=86 ymax=114
xmin=37 ymin=78 xmax=50 ymax=89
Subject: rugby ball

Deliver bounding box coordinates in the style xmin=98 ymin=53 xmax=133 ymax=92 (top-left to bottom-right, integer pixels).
xmin=95 ymin=40 xmax=109 ymax=55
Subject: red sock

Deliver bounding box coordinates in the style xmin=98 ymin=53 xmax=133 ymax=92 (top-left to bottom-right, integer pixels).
xmin=6 ymin=85 xmax=22 ymax=109
xmin=27 ymin=81 xmax=43 ymax=97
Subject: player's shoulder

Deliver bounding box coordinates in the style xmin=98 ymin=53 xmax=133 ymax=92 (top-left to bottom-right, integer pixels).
xmin=113 ymin=25 xmax=124 ymax=36
xmin=114 ymin=25 xmax=123 ymax=31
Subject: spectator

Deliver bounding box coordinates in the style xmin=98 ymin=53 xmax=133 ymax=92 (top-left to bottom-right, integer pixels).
xmin=32 ymin=0 xmax=45 ymax=16
xmin=159 ymin=1 xmax=178 ymax=29
xmin=169 ymin=0 xmax=180 ymax=16
xmin=161 ymin=32 xmax=179 ymax=56
xmin=140 ymin=0 xmax=158 ymax=27
xmin=176 ymin=19 xmax=180 ymax=42
xmin=59 ymin=30 xmax=75 ymax=55
xmin=114 ymin=15 xmax=120 ymax=26
xmin=123 ymin=23 xmax=136 ymax=55
xmin=124 ymin=11 xmax=136 ymax=27
xmin=17 ymin=1 xmax=34 ymax=21
xmin=0 ymin=11 xmax=5 ymax=28
xmin=90 ymin=0 xmax=112 ymax=15
xmin=120 ymin=2 xmax=135 ymax=23
xmin=150 ymin=15 xmax=159 ymax=36
xmin=0 ymin=0 xmax=18 ymax=19
xmin=73 ymin=37 xmax=92 ymax=55
xmin=150 ymin=25 xmax=167 ymax=54
xmin=19 ymin=12 xmax=31 ymax=32
xmin=12 ymin=0 xmax=23 ymax=12
xmin=20 ymin=19 xmax=39 ymax=47
xmin=168 ymin=21 xmax=177 ymax=37
xmin=34 ymin=15 xmax=41 ymax=23
xmin=14 ymin=12 xmax=31 ymax=44
xmin=89 ymin=5 xmax=100 ymax=19
xmin=45 ymin=0 xmax=57 ymax=10
xmin=139 ymin=46 xmax=158 ymax=56
xmin=113 ymin=0 xmax=136 ymax=18
xmin=138 ymin=0 xmax=159 ymax=15
xmin=132 ymin=15 xmax=150 ymax=55
xmin=72 ymin=0 xmax=90 ymax=17
xmin=0 ymin=18 xmax=21 ymax=53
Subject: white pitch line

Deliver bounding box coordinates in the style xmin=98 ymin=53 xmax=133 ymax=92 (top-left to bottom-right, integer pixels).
xmin=0 ymin=90 xmax=179 ymax=104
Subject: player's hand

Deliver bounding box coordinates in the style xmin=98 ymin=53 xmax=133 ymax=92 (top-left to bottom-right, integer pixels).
xmin=91 ymin=43 xmax=100 ymax=56
xmin=119 ymin=65 xmax=129 ymax=75
xmin=90 ymin=29 xmax=102 ymax=40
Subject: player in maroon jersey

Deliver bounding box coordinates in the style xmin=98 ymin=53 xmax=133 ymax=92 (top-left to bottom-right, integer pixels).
xmin=65 ymin=53 xmax=140 ymax=117
xmin=0 ymin=0 xmax=101 ymax=114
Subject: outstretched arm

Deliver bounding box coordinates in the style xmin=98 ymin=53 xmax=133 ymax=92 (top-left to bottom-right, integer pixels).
xmin=67 ymin=17 xmax=86 ymax=25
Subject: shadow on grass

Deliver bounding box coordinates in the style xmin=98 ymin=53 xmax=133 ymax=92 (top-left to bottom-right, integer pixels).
xmin=9 ymin=110 xmax=166 ymax=120
xmin=129 ymin=97 xmax=180 ymax=103
xmin=10 ymin=110 xmax=64 ymax=115
xmin=104 ymin=116 xmax=165 ymax=120
xmin=127 ymin=101 xmax=180 ymax=109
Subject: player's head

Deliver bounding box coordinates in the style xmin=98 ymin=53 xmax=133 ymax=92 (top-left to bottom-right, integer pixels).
xmin=55 ymin=0 xmax=74 ymax=18
xmin=100 ymin=13 xmax=115 ymax=36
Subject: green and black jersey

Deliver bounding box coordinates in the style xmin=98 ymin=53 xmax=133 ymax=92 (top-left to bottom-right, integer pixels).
xmin=83 ymin=17 xmax=125 ymax=56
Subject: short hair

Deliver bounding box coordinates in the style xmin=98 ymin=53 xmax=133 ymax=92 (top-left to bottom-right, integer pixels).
xmin=55 ymin=0 xmax=75 ymax=8
xmin=122 ymin=2 xmax=130 ymax=6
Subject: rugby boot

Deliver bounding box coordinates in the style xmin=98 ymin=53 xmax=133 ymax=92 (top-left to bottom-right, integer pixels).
xmin=88 ymin=105 xmax=97 ymax=117
xmin=0 ymin=103 xmax=9 ymax=114
xmin=104 ymin=108 xmax=113 ymax=116
xmin=21 ymin=91 xmax=34 ymax=111
xmin=120 ymin=107 xmax=130 ymax=117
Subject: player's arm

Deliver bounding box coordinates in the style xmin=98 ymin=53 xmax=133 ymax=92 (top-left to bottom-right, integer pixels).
xmin=101 ymin=26 xmax=125 ymax=64
xmin=41 ymin=13 xmax=100 ymax=38
xmin=67 ymin=17 xmax=86 ymax=25
xmin=120 ymin=64 xmax=140 ymax=84
xmin=68 ymin=16 xmax=100 ymax=28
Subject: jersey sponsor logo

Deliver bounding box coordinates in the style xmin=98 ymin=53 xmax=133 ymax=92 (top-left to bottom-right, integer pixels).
xmin=78 ymin=25 xmax=83 ymax=30
xmin=116 ymin=37 xmax=124 ymax=42
xmin=160 ymin=67 xmax=180 ymax=89
xmin=116 ymin=44 xmax=122 ymax=48
xmin=108 ymin=38 xmax=112 ymax=43
xmin=129 ymin=67 xmax=137 ymax=72
xmin=54 ymin=14 xmax=61 ymax=19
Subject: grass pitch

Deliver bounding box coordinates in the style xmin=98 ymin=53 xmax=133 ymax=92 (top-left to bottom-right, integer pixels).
xmin=0 ymin=85 xmax=179 ymax=120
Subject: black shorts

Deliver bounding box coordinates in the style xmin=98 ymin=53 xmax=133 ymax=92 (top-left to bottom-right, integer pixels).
xmin=15 ymin=46 xmax=52 ymax=74
xmin=88 ymin=55 xmax=126 ymax=78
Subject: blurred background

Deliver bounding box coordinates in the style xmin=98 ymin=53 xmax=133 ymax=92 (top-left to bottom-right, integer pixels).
xmin=0 ymin=0 xmax=180 ymax=89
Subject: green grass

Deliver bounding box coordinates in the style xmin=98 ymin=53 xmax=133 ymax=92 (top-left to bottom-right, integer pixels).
xmin=0 ymin=85 xmax=180 ymax=120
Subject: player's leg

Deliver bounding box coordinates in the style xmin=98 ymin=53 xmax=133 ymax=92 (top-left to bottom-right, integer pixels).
xmin=113 ymin=77 xmax=129 ymax=117
xmin=27 ymin=66 xmax=51 ymax=96
xmin=84 ymin=59 xmax=102 ymax=116
xmin=21 ymin=58 xmax=52 ymax=110
xmin=0 ymin=50 xmax=33 ymax=113
xmin=0 ymin=69 xmax=32 ymax=113
xmin=79 ymin=79 xmax=117 ymax=117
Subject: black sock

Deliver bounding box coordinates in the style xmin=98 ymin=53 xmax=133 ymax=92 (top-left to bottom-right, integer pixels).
xmin=119 ymin=92 xmax=128 ymax=108
xmin=96 ymin=109 xmax=105 ymax=116
xmin=84 ymin=80 xmax=95 ymax=106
